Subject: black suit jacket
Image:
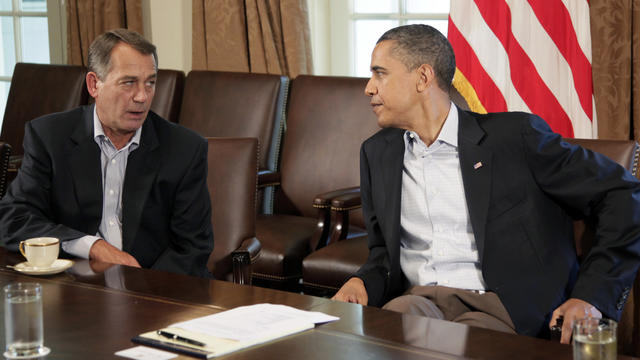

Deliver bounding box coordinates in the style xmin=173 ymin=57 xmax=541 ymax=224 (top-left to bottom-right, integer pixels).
xmin=0 ymin=105 xmax=213 ymax=277
xmin=355 ymin=108 xmax=640 ymax=337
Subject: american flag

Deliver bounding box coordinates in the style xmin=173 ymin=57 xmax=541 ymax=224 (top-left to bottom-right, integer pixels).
xmin=448 ymin=0 xmax=595 ymax=139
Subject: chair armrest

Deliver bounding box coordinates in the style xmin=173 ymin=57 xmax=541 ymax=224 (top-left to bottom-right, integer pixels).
xmin=258 ymin=170 xmax=280 ymax=188
xmin=313 ymin=186 xmax=360 ymax=209
xmin=327 ymin=189 xmax=363 ymax=246
xmin=308 ymin=187 xmax=361 ymax=250
xmin=330 ymin=188 xmax=361 ymax=211
xmin=231 ymin=237 xmax=261 ymax=285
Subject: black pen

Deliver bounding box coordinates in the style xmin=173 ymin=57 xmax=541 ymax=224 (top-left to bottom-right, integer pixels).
xmin=156 ymin=330 xmax=206 ymax=347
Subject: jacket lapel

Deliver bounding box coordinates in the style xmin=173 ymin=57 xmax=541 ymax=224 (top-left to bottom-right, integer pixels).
xmin=121 ymin=116 xmax=160 ymax=252
xmin=458 ymin=109 xmax=492 ymax=262
xmin=67 ymin=106 xmax=102 ymax=232
xmin=381 ymin=129 xmax=405 ymax=263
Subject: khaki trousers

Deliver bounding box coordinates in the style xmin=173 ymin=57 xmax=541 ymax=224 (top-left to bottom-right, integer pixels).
xmin=382 ymin=286 xmax=516 ymax=334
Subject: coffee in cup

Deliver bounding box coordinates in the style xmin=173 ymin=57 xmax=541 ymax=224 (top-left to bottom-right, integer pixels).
xmin=18 ymin=238 xmax=59 ymax=268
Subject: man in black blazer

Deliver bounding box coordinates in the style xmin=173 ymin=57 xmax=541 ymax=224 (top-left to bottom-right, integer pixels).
xmin=0 ymin=29 xmax=212 ymax=277
xmin=333 ymin=25 xmax=640 ymax=343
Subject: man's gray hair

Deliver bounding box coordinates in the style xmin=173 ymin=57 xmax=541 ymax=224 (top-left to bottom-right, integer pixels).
xmin=87 ymin=28 xmax=158 ymax=80
xmin=377 ymin=24 xmax=455 ymax=92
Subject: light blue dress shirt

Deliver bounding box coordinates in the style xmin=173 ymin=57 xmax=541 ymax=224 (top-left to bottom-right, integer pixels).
xmin=61 ymin=106 xmax=141 ymax=259
xmin=399 ymin=102 xmax=487 ymax=291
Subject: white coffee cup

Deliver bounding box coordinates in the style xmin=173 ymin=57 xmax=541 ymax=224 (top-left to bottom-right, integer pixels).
xmin=18 ymin=237 xmax=59 ymax=268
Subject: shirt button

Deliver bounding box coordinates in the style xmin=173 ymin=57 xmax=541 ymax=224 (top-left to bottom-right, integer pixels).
xmin=109 ymin=221 xmax=115 ymax=226
xmin=111 ymin=159 xmax=116 ymax=164
xmin=109 ymin=189 xmax=115 ymax=195
xmin=438 ymin=250 xmax=444 ymax=256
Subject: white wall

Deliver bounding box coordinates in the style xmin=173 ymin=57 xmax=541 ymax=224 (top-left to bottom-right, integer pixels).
xmin=142 ymin=0 xmax=192 ymax=73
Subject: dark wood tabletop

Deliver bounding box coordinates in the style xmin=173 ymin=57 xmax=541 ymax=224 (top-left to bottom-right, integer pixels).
xmin=0 ymin=248 xmax=635 ymax=359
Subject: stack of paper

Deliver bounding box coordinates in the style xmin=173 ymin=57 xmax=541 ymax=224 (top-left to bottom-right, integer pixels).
xmin=132 ymin=303 xmax=339 ymax=358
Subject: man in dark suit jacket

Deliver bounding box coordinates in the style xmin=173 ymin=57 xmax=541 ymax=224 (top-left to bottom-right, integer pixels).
xmin=333 ymin=24 xmax=640 ymax=343
xmin=0 ymin=29 xmax=212 ymax=277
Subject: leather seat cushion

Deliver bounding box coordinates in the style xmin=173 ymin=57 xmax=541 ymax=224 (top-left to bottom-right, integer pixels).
xmin=253 ymin=214 xmax=317 ymax=280
xmin=302 ymin=236 xmax=369 ymax=291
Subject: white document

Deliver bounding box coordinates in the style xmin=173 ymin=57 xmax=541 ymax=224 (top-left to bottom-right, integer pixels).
xmin=171 ymin=303 xmax=339 ymax=342
xmin=115 ymin=345 xmax=177 ymax=360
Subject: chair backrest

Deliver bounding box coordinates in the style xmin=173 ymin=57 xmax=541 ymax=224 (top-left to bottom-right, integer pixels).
xmin=1 ymin=63 xmax=88 ymax=156
xmin=150 ymin=69 xmax=185 ymax=123
xmin=206 ymin=137 xmax=258 ymax=280
xmin=564 ymin=138 xmax=640 ymax=356
xmin=276 ymin=75 xmax=379 ymax=222
xmin=179 ymin=71 xmax=288 ymax=174
xmin=0 ymin=141 xmax=10 ymax=199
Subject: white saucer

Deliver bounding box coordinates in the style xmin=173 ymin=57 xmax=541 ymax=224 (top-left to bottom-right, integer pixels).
xmin=4 ymin=346 xmax=50 ymax=359
xmin=12 ymin=260 xmax=74 ymax=276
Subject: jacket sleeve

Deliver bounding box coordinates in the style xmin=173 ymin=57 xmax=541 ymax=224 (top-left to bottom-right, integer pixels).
xmin=522 ymin=115 xmax=640 ymax=320
xmin=150 ymin=137 xmax=213 ymax=278
xmin=0 ymin=121 xmax=87 ymax=250
xmin=355 ymin=143 xmax=393 ymax=306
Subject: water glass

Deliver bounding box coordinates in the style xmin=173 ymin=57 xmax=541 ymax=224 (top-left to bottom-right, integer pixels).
xmin=4 ymin=283 xmax=47 ymax=358
xmin=573 ymin=318 xmax=617 ymax=360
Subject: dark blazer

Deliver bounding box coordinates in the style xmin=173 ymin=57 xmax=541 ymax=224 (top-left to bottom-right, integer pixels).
xmin=355 ymin=108 xmax=640 ymax=337
xmin=0 ymin=105 xmax=213 ymax=277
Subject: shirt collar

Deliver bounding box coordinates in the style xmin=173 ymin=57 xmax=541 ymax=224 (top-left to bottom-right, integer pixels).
xmin=92 ymin=105 xmax=142 ymax=148
xmin=404 ymin=102 xmax=458 ymax=148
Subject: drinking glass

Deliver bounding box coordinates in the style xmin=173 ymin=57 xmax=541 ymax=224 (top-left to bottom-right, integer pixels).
xmin=573 ymin=318 xmax=617 ymax=360
xmin=3 ymin=283 xmax=49 ymax=358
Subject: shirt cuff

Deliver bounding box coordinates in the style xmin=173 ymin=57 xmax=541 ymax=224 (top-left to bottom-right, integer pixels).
xmin=61 ymin=235 xmax=101 ymax=259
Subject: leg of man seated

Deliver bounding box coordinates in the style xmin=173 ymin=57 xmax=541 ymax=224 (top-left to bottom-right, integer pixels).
xmin=382 ymin=286 xmax=516 ymax=334
xmin=453 ymin=311 xmax=515 ymax=333
xmin=383 ymin=295 xmax=445 ymax=319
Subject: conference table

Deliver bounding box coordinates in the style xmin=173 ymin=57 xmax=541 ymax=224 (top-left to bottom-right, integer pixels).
xmin=0 ymin=248 xmax=634 ymax=359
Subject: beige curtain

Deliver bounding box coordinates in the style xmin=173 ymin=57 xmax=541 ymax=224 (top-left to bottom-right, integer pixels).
xmin=192 ymin=0 xmax=313 ymax=78
xmin=591 ymin=0 xmax=640 ymax=141
xmin=66 ymin=0 xmax=144 ymax=66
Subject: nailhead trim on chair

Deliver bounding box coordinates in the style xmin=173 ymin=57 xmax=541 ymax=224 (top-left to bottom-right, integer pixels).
xmin=632 ymin=145 xmax=639 ymax=177
xmin=0 ymin=144 xmax=10 ymax=199
xmin=252 ymin=272 xmax=300 ymax=281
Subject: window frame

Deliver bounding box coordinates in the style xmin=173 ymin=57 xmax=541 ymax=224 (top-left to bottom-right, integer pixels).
xmin=0 ymin=0 xmax=65 ymax=84
xmin=310 ymin=0 xmax=449 ymax=77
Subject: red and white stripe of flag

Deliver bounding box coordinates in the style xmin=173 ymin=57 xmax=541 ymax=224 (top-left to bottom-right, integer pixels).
xmin=448 ymin=0 xmax=596 ymax=139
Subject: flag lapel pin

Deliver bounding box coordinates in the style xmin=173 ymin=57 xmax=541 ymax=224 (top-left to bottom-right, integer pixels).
xmin=474 ymin=161 xmax=483 ymax=170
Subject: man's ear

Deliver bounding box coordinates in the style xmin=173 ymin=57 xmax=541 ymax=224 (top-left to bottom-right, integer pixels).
xmin=416 ymin=64 xmax=435 ymax=92
xmin=86 ymin=72 xmax=100 ymax=98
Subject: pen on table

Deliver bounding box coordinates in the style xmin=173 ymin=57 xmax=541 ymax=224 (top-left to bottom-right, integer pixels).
xmin=156 ymin=330 xmax=206 ymax=347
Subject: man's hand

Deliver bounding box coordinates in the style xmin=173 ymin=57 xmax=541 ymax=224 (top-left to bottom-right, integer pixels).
xmin=550 ymin=298 xmax=602 ymax=344
xmin=332 ymin=277 xmax=368 ymax=305
xmin=89 ymin=239 xmax=141 ymax=268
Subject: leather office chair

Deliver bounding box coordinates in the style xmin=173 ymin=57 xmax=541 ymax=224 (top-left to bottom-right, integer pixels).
xmin=150 ymin=69 xmax=184 ymax=123
xmin=251 ymin=75 xmax=380 ymax=290
xmin=206 ymin=137 xmax=261 ymax=284
xmin=178 ymin=70 xmax=288 ymax=214
xmin=0 ymin=141 xmax=10 ymax=200
xmin=1 ymin=63 xmax=88 ymax=182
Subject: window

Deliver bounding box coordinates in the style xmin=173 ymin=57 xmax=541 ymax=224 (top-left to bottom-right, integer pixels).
xmin=309 ymin=0 xmax=450 ymax=77
xmin=0 ymin=0 xmax=64 ymax=127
